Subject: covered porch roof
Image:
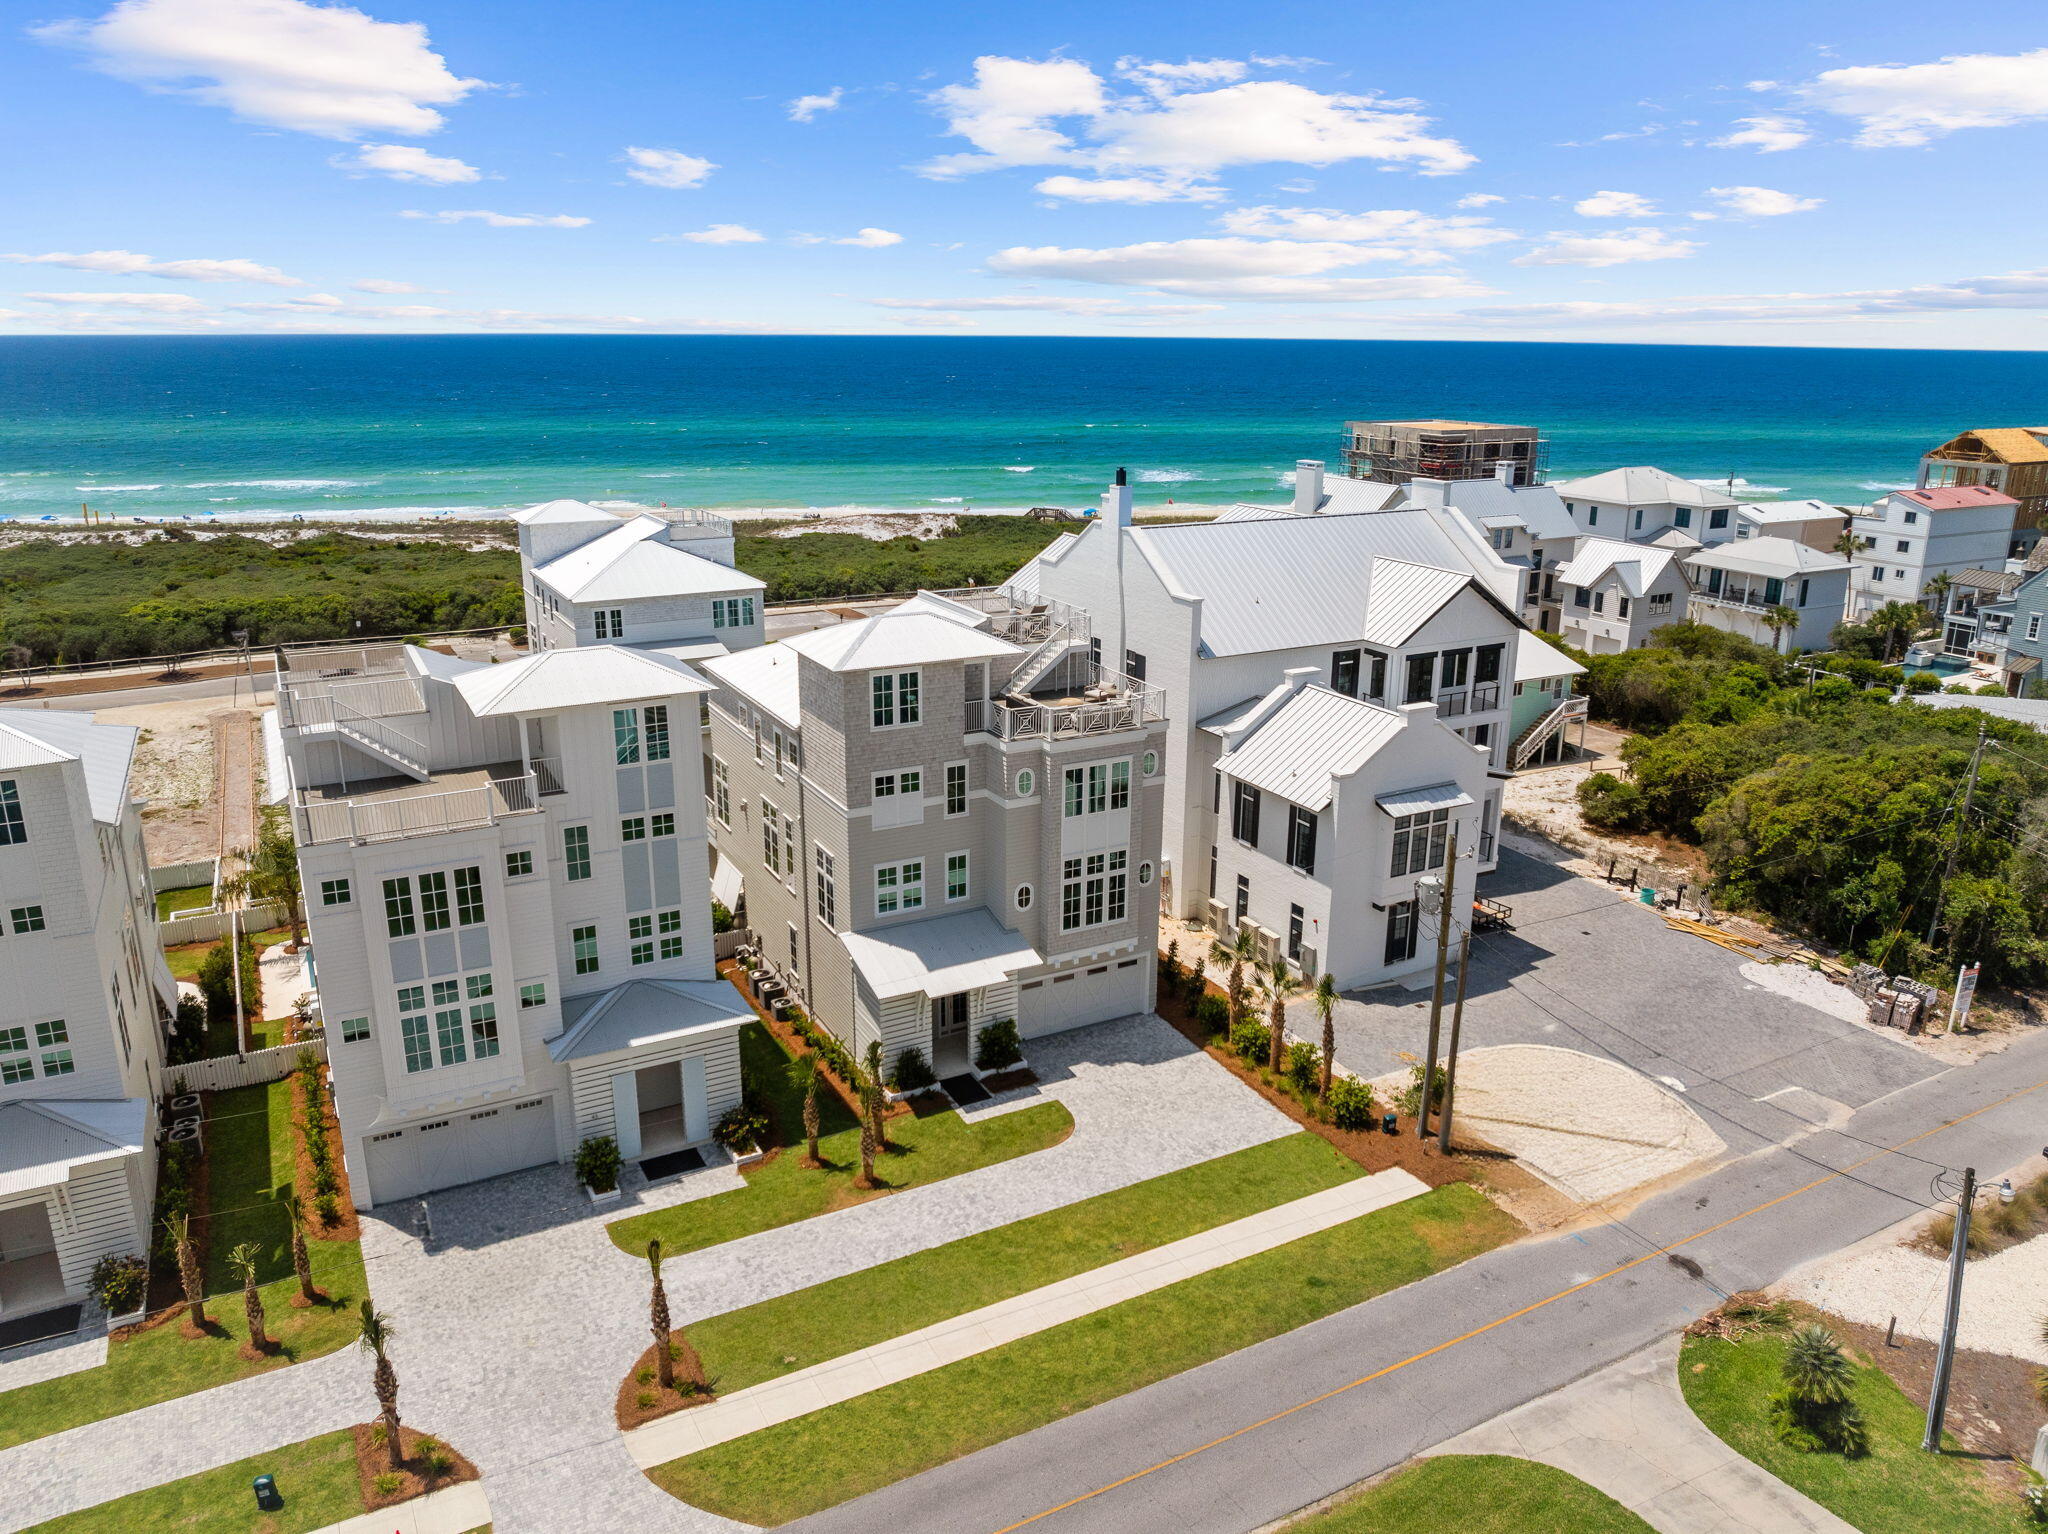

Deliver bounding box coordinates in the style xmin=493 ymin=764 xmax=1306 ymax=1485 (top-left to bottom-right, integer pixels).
xmin=549 ymin=979 xmax=755 ymax=1065
xmin=839 ymin=909 xmax=1044 ymax=1001
xmin=0 ymin=1100 xmax=146 ymax=1200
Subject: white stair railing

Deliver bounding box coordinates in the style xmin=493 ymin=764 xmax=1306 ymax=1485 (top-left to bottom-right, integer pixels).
xmin=1510 ymin=694 xmax=1589 ymax=768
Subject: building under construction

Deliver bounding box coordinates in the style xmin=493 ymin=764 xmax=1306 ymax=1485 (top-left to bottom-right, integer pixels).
xmin=1919 ymin=427 xmax=2048 ymax=536
xmin=1342 ymin=418 xmax=1546 ymax=487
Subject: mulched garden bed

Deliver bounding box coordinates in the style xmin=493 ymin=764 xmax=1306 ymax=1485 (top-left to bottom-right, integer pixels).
xmin=616 ymin=1331 xmax=720 ymax=1429
xmin=1826 ymin=1310 xmax=2046 ymax=1484
xmin=349 ymin=1421 xmax=480 ymax=1512
xmin=717 ymin=959 xmax=910 ymax=1121
xmin=290 ymin=1063 xmax=361 ymax=1243
xmin=140 ymin=1103 xmax=215 ymax=1322
xmin=978 ymin=1067 xmax=1039 ymax=1094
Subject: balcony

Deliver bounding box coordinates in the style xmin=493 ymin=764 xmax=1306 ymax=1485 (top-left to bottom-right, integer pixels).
xmin=1435 ymin=681 xmax=1502 ymax=717
xmin=973 ymin=665 xmax=1165 ymax=742
xmin=530 ymin=756 xmax=567 ymax=796
xmin=924 ymin=587 xmax=1088 ymax=650
xmin=293 ymin=763 xmax=539 ymax=846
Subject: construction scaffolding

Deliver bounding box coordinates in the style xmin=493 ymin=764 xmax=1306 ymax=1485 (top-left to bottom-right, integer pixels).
xmin=1342 ymin=418 xmax=1547 ymax=487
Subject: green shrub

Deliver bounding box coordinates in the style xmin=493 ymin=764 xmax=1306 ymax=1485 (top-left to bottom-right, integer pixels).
xmin=711 ymin=899 xmax=736 ymax=934
xmin=574 ymin=1134 xmax=624 ymax=1193
xmin=194 ymin=934 xmax=260 ymax=1029
xmin=89 ymin=1253 xmax=147 ymax=1314
xmin=1193 ymin=994 xmax=1229 ymax=1035
xmin=1902 ymin=669 xmax=1942 ymax=695
xmin=973 ymin=1018 xmax=1023 ymax=1073
xmin=713 ymin=1102 xmax=769 ymax=1152
xmin=889 ymin=1046 xmax=937 ymax=1092
xmin=1284 ymin=1040 xmax=1320 ymax=1092
xmin=373 ymin=1473 xmax=403 ymax=1497
xmin=315 ymin=1191 xmax=339 ymax=1226
xmin=1229 ymin=1019 xmax=1270 ymax=1061
xmin=1578 ymin=771 xmax=1647 ymax=830
xmin=1398 ymin=1062 xmax=1446 ymax=1118
xmin=1326 ymin=1076 xmax=1375 ymax=1130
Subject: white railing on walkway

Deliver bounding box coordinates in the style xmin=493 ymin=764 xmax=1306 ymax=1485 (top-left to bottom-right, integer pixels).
xmin=1510 ymin=695 xmax=1590 ymax=769
xmin=985 ymin=669 xmax=1166 ymax=741
xmin=294 ymin=772 xmax=539 ymax=846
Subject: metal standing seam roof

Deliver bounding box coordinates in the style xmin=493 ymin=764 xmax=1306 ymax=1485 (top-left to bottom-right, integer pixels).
xmin=1552 ymin=466 xmax=1740 ymax=509
xmin=1000 ymin=532 xmax=1080 ymax=600
xmin=1554 ymin=538 xmax=1675 ymax=598
xmin=0 ymin=1099 xmax=146 ymax=1198
xmin=1211 ymin=503 xmax=1302 ymax=523
xmin=1375 ymin=783 xmax=1475 ymax=815
xmin=778 ymin=609 xmax=1020 ymax=672
xmin=1686 ymin=539 xmax=1852 ymax=578
xmin=1357 ymin=560 xmax=1475 ymax=647
xmin=1217 ymin=685 xmax=1408 ymax=813
xmin=534 ymin=516 xmax=763 ymax=603
xmin=0 ymin=709 xmax=137 ymax=823
xmin=1737 ymin=498 xmax=1850 ymax=524
xmin=513 ymin=498 xmax=622 ymax=527
xmin=838 ymin=908 xmax=1044 ymax=1000
xmin=547 ymin=978 xmax=754 ymax=1063
xmin=1421 ymin=477 xmax=1580 ymax=541
xmin=1514 ymin=630 xmax=1585 ymax=682
xmin=702 ymin=643 xmax=802 ymax=728
xmin=451 ymin=645 xmax=713 ymax=716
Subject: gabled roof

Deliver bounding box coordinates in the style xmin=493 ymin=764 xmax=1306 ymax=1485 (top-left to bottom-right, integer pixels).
xmin=452 ymin=645 xmax=712 ymax=716
xmin=778 ymin=607 xmax=1019 ymax=672
xmin=0 ymin=1099 xmax=147 ymax=1198
xmin=1930 ymin=428 xmax=2048 ymax=465
xmin=1947 ymin=567 xmax=2021 ymax=595
xmin=1211 ymin=503 xmax=1300 ymax=524
xmin=1737 ymin=498 xmax=1847 ymax=525
xmin=1415 ymin=476 xmax=1579 ymax=541
xmin=1647 ymin=527 xmax=1704 ymax=552
xmin=514 ymin=498 xmax=621 ymax=527
xmin=1892 ymin=485 xmax=2019 ymax=511
xmin=548 ymin=979 xmax=753 ymax=1063
xmin=1515 ymin=630 xmax=1585 ymax=683
xmin=1219 ymin=684 xmax=1410 ymax=813
xmin=1001 ymin=532 xmax=1079 ymax=600
xmin=534 ymin=515 xmax=762 ymax=603
xmin=1552 ymin=466 xmax=1740 ymax=509
xmin=1313 ymin=478 xmax=1409 ymax=515
xmin=702 ymin=642 xmax=801 ymax=728
xmin=0 ymin=709 xmax=138 ymax=822
xmin=1357 ymin=560 xmax=1475 ymax=648
xmin=892 ymin=590 xmax=992 ymax=628
xmin=1555 ymin=537 xmax=1676 ymax=598
xmin=1686 ymin=537 xmax=1851 ymax=579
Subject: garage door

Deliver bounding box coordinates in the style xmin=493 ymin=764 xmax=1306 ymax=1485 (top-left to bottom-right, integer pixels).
xmin=360 ymin=1098 xmax=556 ymax=1206
xmin=1015 ymin=958 xmax=1146 ymax=1039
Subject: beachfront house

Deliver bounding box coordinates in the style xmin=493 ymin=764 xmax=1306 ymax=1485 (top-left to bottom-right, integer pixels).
xmin=1552 ymin=466 xmax=1741 ymax=546
xmin=1403 ymin=470 xmax=1584 ymax=635
xmin=1683 ymin=538 xmax=1852 ymax=653
xmin=1509 ymin=632 xmax=1589 ymax=769
xmin=1732 ymin=499 xmax=1851 ymax=551
xmin=275 ymin=641 xmax=750 ymax=1207
xmin=699 ymin=592 xmax=1168 ymax=1078
xmin=1918 ymin=427 xmax=2048 ymax=551
xmin=1554 ymin=537 xmax=1689 ymax=653
xmin=516 ymin=500 xmax=766 ymax=660
xmin=1845 ymin=487 xmax=2019 ymax=621
xmin=1986 ymin=564 xmax=2048 ymax=694
xmin=0 ymin=709 xmax=178 ymax=1325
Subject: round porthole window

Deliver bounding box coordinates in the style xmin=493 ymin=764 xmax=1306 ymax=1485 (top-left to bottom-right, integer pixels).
xmin=1016 ymin=883 xmax=1034 ymax=909
xmin=1138 ymin=862 xmax=1154 ymax=886
xmin=1142 ymin=751 xmax=1158 ymax=776
xmin=1015 ymin=769 xmax=1035 ymax=797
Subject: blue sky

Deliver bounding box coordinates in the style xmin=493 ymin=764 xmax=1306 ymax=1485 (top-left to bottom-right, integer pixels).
xmin=6 ymin=0 xmax=2048 ymax=346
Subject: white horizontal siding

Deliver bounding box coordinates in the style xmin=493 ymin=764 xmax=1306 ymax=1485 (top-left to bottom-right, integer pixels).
xmin=49 ymin=1156 xmax=146 ymax=1294
xmin=567 ymin=1027 xmax=744 ymax=1149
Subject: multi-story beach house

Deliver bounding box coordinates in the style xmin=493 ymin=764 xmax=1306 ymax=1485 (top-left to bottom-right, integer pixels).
xmin=1553 ymin=537 xmax=1689 ymax=653
xmin=1010 ymin=474 xmax=1559 ymax=943
xmin=1342 ymin=419 xmax=1546 ymax=488
xmin=515 ymin=500 xmax=766 ymax=659
xmin=275 ymin=640 xmax=750 ymax=1207
xmin=699 ymin=590 xmax=1168 ymax=1075
xmin=0 ymin=709 xmax=177 ymax=1323
xmin=1732 ymin=499 xmax=1851 ymax=551
xmin=1552 ymin=467 xmax=1741 ymax=546
xmin=1682 ymin=538 xmax=1853 ymax=653
xmin=1918 ymin=427 xmax=2048 ymax=550
xmin=1403 ymin=470 xmax=1584 ymax=635
xmin=1845 ymin=487 xmax=2019 ymax=621
xmin=1985 ymin=563 xmax=2048 ymax=694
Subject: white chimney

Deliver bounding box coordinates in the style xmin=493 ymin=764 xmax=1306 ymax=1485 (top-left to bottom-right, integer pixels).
xmin=1293 ymin=459 xmax=1325 ymax=517
xmin=1494 ymin=461 xmax=1517 ymax=486
xmin=1101 ymin=466 xmax=1134 ymax=527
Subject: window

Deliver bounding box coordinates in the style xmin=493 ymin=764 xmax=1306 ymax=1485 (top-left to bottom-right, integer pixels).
xmin=1234 ymin=872 xmax=1250 ymax=922
xmin=1404 ymin=653 xmax=1435 ymax=704
xmin=505 ymin=849 xmax=534 ymax=879
xmin=815 ymin=846 xmax=837 ymax=926
xmin=787 ymin=922 xmax=801 ymax=974
xmin=1331 ymin=648 xmax=1361 ymax=696
xmin=620 ymin=815 xmax=647 ymax=842
xmin=945 ymin=852 xmax=969 ymax=901
xmin=1384 ymin=900 xmax=1420 ymax=964
xmin=1142 ymin=750 xmax=1159 ymax=776
xmin=1231 ymin=781 xmax=1261 ymax=844
xmin=643 ymin=705 xmax=670 ymax=761
xmin=1209 ymin=844 xmax=1218 ymax=897
xmin=397 ymin=984 xmax=424 ymax=1012
xmin=434 ymin=1002 xmax=467 ymax=1066
xmin=1896 ymin=540 xmax=1911 ymax=554
xmin=712 ymin=596 xmax=756 ymax=629
xmin=871 ymin=670 xmax=921 ymax=727
xmin=1633 ymin=508 xmax=1644 ymax=530
xmin=710 ymin=760 xmax=730 ymax=825
xmin=873 ymin=769 xmax=921 ymax=799
xmin=1709 ymin=507 xmax=1729 ymax=530
xmin=320 ymin=877 xmax=352 ymax=907
xmin=469 ymin=1002 xmax=500 ymax=1059
xmin=400 ymin=1012 xmax=433 ymax=1074
xmin=1089 ymin=637 xmax=1102 ymax=667
xmin=2030 ymin=614 xmax=2043 ymax=642
xmin=1872 ymin=567 xmax=1885 ymax=582
xmin=629 ymin=915 xmax=656 ymax=965
xmin=1587 ymin=506 xmax=1599 ymax=527
xmin=651 ymin=812 xmax=674 ymax=838
xmin=1648 ymin=592 xmax=1673 ymax=613
xmin=781 ymin=811 xmax=798 ymax=876
xmin=1617 ymin=597 xmax=1632 ymax=619
xmin=0 ymin=780 xmax=22 ymax=845
xmin=1390 ymin=807 xmax=1451 ymax=877
xmin=613 ymin=708 xmax=641 ymax=764
xmin=1139 ymin=861 xmax=1154 ymax=885
xmin=1125 ymin=649 xmax=1147 ymax=681
xmin=1573 ymin=586 xmax=1591 ymax=609
xmin=454 ymin=866 xmax=484 ymax=926
xmin=874 ymin=859 xmax=925 ymax=915
xmin=418 ymin=870 xmax=450 ymax=932
xmin=1895 ymin=569 xmax=1907 ymax=581
xmin=340 ymin=1016 xmax=371 ymax=1043
xmin=594 ymin=608 xmax=624 ymax=640
xmin=0 ymin=1025 xmax=28 ymax=1085
xmin=944 ymin=762 xmax=968 ymax=816
xmin=11 ymin=904 xmax=46 ymax=934
xmin=572 ymin=924 xmax=599 ymax=975
xmin=519 ymin=982 xmax=547 ymax=1009
xmin=1675 ymin=508 xmax=1692 ymax=530
xmin=382 ymin=877 xmax=416 ymax=937
xmin=466 ymin=972 xmax=492 ymax=1000
xmin=1015 ymin=768 xmax=1034 ymax=797
xmin=1061 ymin=851 xmax=1128 ymax=931
xmin=563 ymin=825 xmax=591 ymax=881
xmin=762 ymin=802 xmax=782 ymax=872
xmin=1016 ymin=883 xmax=1033 ymax=910
xmin=658 ymin=908 xmax=684 ymax=960
xmin=1904 ymin=509 xmax=1919 ymax=525
xmin=1288 ymin=905 xmax=1304 ymax=959
xmin=1285 ymin=805 xmax=1317 ymax=874
xmin=1110 ymin=760 xmax=1130 ymax=809
xmin=1064 ymin=768 xmax=1085 ymax=817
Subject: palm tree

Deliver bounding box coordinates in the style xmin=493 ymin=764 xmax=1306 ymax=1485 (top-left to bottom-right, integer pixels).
xmin=1782 ymin=1324 xmax=1855 ymax=1405
xmin=646 ymin=1239 xmax=674 ymax=1391
xmin=801 ymin=1057 xmax=822 ymax=1166
xmin=856 ymin=1088 xmax=878 ymax=1188
xmin=1832 ymin=527 xmax=1861 ymax=559
xmin=171 ymin=1212 xmax=207 ymax=1330
xmin=863 ymin=1039 xmax=889 ymax=1152
xmin=1923 ymin=571 xmax=1955 ymax=622
xmin=1225 ymin=925 xmax=1255 ymax=1031
xmin=1312 ymin=973 xmax=1340 ymax=1102
xmin=1762 ymin=604 xmax=1800 ymax=655
xmin=228 ymin=1242 xmax=268 ymax=1352
xmin=217 ymin=806 xmax=304 ymax=949
xmin=1871 ymin=599 xmax=1926 ymax=663
xmin=356 ymin=1302 xmax=403 ymax=1471
xmin=1263 ymin=959 xmax=1299 ymax=1074
xmin=282 ymin=1188 xmax=318 ymax=1306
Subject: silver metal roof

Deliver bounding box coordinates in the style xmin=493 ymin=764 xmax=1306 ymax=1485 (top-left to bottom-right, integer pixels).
xmin=548 ymin=979 xmax=754 ymax=1063
xmin=1357 ymin=560 xmax=1472 ymax=647
xmin=1219 ymin=686 xmax=1407 ymax=812
xmin=453 ymin=645 xmax=713 ymax=716
xmin=0 ymin=1099 xmax=146 ymax=1199
xmin=0 ymin=709 xmax=138 ymax=823
xmin=1375 ymin=783 xmax=1475 ymax=815
xmin=838 ymin=908 xmax=1043 ymax=1000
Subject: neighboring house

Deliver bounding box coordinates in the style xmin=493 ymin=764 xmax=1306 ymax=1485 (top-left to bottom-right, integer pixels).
xmin=1683 ymin=537 xmax=1852 ymax=653
xmin=1937 ymin=569 xmax=2022 ymax=663
xmin=1341 ymin=419 xmax=1545 ymax=487
xmin=1206 ymin=675 xmax=1492 ymax=991
xmin=1554 ymin=538 xmax=1688 ymax=652
xmin=1012 ymin=474 xmax=1538 ymax=936
xmin=700 ymin=589 xmax=1167 ymax=1075
xmin=1552 ymin=466 xmax=1741 ymax=545
xmin=516 ymin=500 xmax=766 ymax=659
xmin=277 ymin=641 xmax=749 ymax=1207
xmin=1988 ymin=564 xmax=2048 ymax=694
xmin=1508 ymin=632 xmax=1589 ymax=768
xmin=1918 ymin=427 xmax=2048 ymax=550
xmin=1404 ymin=471 xmax=1583 ymax=635
xmin=1846 ymin=487 xmax=2019 ymax=619
xmin=0 ymin=709 xmax=177 ymax=1323
xmin=1733 ymin=499 xmax=1850 ymax=551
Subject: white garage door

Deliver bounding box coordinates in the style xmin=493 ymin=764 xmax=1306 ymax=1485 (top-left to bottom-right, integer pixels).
xmin=1015 ymin=958 xmax=1147 ymax=1039
xmin=360 ymin=1098 xmax=556 ymax=1206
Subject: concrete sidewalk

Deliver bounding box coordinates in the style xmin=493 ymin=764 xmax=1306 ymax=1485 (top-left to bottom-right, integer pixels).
xmin=307 ymin=1479 xmax=489 ymax=1534
xmin=1425 ymin=1334 xmax=1853 ymax=1533
xmin=626 ymin=1166 xmax=1430 ymax=1468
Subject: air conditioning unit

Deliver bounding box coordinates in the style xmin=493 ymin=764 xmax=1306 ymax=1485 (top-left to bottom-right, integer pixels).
xmin=1298 ymin=946 xmax=1320 ymax=982
xmin=1203 ymin=898 xmax=1230 ymax=935
xmin=1244 ymin=922 xmax=1281 ymax=966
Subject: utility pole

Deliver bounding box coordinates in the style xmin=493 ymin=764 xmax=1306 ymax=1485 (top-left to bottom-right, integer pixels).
xmin=1922 ymin=1165 xmax=1976 ymax=1452
xmin=1436 ymin=933 xmax=1472 ymax=1154
xmin=1925 ymin=724 xmax=1987 ymax=946
xmin=1418 ymin=824 xmax=1459 ymax=1139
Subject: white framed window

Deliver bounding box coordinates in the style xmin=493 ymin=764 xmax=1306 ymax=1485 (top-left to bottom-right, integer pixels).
xmin=0 ymin=1025 xmax=32 ymax=1083
xmin=320 ymin=877 xmax=352 ymax=907
xmin=710 ymin=758 xmax=731 ymax=825
xmin=0 ymin=780 xmax=24 ymax=845
xmin=620 ymin=815 xmax=647 ymax=842
xmin=505 ymin=849 xmax=534 ymax=878
xmin=945 ymin=852 xmax=969 ymax=902
xmin=944 ymin=761 xmax=968 ymax=816
xmin=762 ymin=798 xmax=782 ymax=872
xmin=781 ymin=811 xmax=799 ymax=877
xmin=519 ymin=981 xmax=547 ymax=1009
xmin=870 ymin=670 xmax=921 ymax=728
xmin=1015 ymin=883 xmax=1033 ymax=910
xmin=572 ymin=923 xmax=600 ymax=975
xmin=1138 ymin=861 xmax=1154 ymax=886
xmin=10 ymin=904 xmax=44 ymax=934
xmin=2029 ymin=614 xmax=2043 ymax=642
xmin=872 ymin=769 xmax=922 ymax=800
xmin=712 ymin=596 xmax=756 ymax=629
xmin=815 ymin=846 xmax=837 ymax=926
xmin=1060 ymin=850 xmax=1127 ymax=931
xmin=1015 ymin=768 xmax=1035 ymax=797
xmin=1390 ymin=808 xmax=1451 ymax=877
xmin=874 ymin=859 xmax=925 ymax=915
xmin=594 ymin=608 xmax=624 ymax=640
xmin=1141 ymin=750 xmax=1159 ymax=776
xmin=339 ymin=1016 xmax=370 ymax=1043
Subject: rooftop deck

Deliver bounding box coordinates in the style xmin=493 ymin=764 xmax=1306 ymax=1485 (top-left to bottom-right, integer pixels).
xmin=292 ymin=761 xmax=538 ymax=845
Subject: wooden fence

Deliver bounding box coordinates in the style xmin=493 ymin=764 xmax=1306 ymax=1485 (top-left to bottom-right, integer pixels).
xmin=165 ymin=1036 xmax=326 ymax=1094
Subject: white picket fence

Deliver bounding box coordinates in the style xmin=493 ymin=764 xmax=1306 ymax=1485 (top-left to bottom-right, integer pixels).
xmin=166 ymin=1036 xmax=326 ymax=1094
xmin=159 ymin=900 xmax=287 ymax=948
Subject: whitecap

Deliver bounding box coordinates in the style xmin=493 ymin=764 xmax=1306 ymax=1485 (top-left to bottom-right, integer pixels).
xmin=1136 ymin=468 xmax=1201 ymax=484
xmin=1859 ymin=481 xmax=1916 ymax=493
xmin=186 ymin=479 xmax=369 ymax=490
xmin=1688 ymin=476 xmax=1789 ymax=494
xmin=1003 ymin=466 xmax=1035 ymax=473
xmin=75 ymin=483 xmax=162 ymax=493
xmin=929 ymin=497 xmax=964 ymax=504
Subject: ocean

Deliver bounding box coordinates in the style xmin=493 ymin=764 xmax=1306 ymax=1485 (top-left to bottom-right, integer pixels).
xmin=0 ymin=335 xmax=2043 ymax=525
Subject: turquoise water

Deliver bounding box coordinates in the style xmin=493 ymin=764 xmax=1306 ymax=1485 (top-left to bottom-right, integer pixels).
xmin=0 ymin=336 xmax=2043 ymax=524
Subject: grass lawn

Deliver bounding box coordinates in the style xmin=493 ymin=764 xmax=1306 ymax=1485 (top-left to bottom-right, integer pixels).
xmin=164 ymin=925 xmax=291 ymax=984
xmin=607 ymin=1023 xmax=1073 ymax=1258
xmin=31 ymin=1429 xmax=365 ymax=1534
xmin=1289 ymin=1455 xmax=1655 ymax=1533
xmin=0 ymin=1078 xmax=367 ymax=1452
xmin=690 ymin=1132 xmax=1362 ymax=1394
xmin=156 ymin=884 xmax=214 ymax=920
xmin=1679 ymin=1329 xmax=2026 ymax=1534
xmin=650 ymin=1181 xmax=1519 ymax=1523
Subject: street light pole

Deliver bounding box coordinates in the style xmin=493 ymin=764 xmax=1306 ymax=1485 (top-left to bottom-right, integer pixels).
xmin=1436 ymin=934 xmax=1472 ymax=1155
xmin=1922 ymin=1165 xmax=1976 ymax=1452
xmin=1418 ymin=824 xmax=1459 ymax=1139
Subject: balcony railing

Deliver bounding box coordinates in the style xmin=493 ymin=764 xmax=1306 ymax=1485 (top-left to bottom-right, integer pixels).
xmin=978 ymin=668 xmax=1165 ymax=741
xmin=276 ymin=673 xmax=425 ymax=731
xmin=1435 ymin=682 xmax=1501 ymax=717
xmin=1693 ymin=588 xmax=1781 ymax=614
xmin=530 ymin=756 xmax=566 ymax=796
xmin=294 ymin=772 xmax=539 ymax=846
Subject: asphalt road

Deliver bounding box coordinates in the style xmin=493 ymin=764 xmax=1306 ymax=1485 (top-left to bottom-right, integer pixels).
xmin=19 ymin=674 xmax=276 ymax=711
xmin=792 ymin=1025 xmax=2048 ymax=1534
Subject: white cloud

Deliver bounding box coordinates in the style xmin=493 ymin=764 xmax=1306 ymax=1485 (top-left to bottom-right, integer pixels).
xmin=793 ymin=227 xmax=903 ymax=247
xmin=984 ymin=237 xmax=1491 ymax=301
xmin=867 ymin=295 xmax=1220 ymax=317
xmin=1746 ymin=80 xmax=1779 ymax=92
xmin=350 ymin=277 xmax=424 ymax=292
xmin=398 ymin=209 xmax=590 ymax=227
xmin=334 ymin=142 xmax=480 ymax=183
xmin=1456 ymin=192 xmax=1504 ymax=208
xmin=25 ymin=290 xmax=210 ymax=311
xmin=1513 ymin=227 xmax=1698 ymax=267
xmin=919 ymin=55 xmax=1474 ymax=189
xmin=1705 ymin=185 xmax=1822 ymax=217
xmin=1573 ymin=189 xmax=1657 ymax=218
xmin=659 ymin=224 xmax=767 ymax=244
xmin=622 ymin=146 xmax=716 ymax=189
xmin=0 ymin=248 xmax=300 ymax=285
xmin=787 ymin=87 xmax=843 ymax=122
xmin=1215 ymin=205 xmax=1515 ymax=260
xmin=1033 ymin=173 xmax=1223 ymax=204
xmin=890 ymin=313 xmax=980 ymax=328
xmin=1712 ymin=114 xmax=1812 ymax=152
xmin=1798 ymin=47 xmax=2048 ymax=146
xmin=32 ymin=0 xmax=483 ymax=140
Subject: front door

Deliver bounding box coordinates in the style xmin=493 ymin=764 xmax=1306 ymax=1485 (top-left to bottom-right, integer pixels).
xmin=1384 ymin=901 xmax=1419 ymax=966
xmin=931 ymin=993 xmax=970 ymax=1073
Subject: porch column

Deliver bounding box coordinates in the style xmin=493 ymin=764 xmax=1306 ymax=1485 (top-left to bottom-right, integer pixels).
xmin=610 ymin=1071 xmax=642 ymax=1159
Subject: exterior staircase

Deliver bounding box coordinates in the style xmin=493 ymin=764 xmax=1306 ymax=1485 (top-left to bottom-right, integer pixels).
xmin=1006 ymin=621 xmax=1083 ymax=699
xmin=1510 ymin=694 xmax=1589 ymax=769
xmin=315 ymin=697 xmax=431 ymax=781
